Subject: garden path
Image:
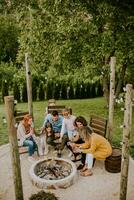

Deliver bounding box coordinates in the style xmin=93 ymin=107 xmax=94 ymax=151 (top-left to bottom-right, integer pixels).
xmin=0 ymin=144 xmax=134 ymax=200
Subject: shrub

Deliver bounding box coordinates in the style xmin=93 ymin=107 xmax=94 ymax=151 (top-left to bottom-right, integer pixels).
xmin=13 ymin=82 xmax=20 ymax=102
xmin=39 ymin=83 xmax=45 ymax=101
xmin=29 ymin=190 xmax=58 ymax=200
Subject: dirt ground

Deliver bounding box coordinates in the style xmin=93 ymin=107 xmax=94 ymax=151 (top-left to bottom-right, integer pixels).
xmin=0 ymin=144 xmax=134 ymax=200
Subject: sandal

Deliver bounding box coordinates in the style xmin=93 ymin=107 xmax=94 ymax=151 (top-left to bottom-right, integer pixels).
xmin=80 ymin=169 xmax=93 ymax=177
xmin=80 ymin=165 xmax=88 ymax=172
xmin=71 ymin=154 xmax=81 ymax=162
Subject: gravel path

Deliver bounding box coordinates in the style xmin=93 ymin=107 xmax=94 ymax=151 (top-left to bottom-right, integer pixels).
xmin=0 ymin=144 xmax=134 ymax=200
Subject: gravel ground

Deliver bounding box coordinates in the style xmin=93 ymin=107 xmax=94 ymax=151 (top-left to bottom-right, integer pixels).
xmin=0 ymin=144 xmax=134 ymax=200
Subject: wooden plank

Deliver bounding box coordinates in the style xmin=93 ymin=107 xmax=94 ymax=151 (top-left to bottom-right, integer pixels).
xmin=91 ymin=119 xmax=106 ymax=126
xmin=15 ymin=116 xmax=26 ymax=122
xmin=47 ymin=105 xmax=66 ymax=114
xmin=19 ymin=146 xmax=28 ymax=154
xmin=91 ymin=123 xmax=105 ymax=132
xmin=92 ymin=127 xmax=106 ymax=137
xmin=90 ymin=115 xmax=106 ymax=123
xmin=15 ymin=111 xmax=29 ymax=117
xmin=47 ymin=105 xmax=65 ymax=109
xmin=90 ymin=115 xmax=107 ymax=137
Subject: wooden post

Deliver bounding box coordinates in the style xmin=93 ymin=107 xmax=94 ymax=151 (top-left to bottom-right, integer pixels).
xmin=108 ymin=57 xmax=116 ymax=143
xmin=25 ymin=53 xmax=33 ymax=116
xmin=119 ymin=84 xmax=133 ymax=200
xmin=4 ymin=96 xmax=24 ymax=200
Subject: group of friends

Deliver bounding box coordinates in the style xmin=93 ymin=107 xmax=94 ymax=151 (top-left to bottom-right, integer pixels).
xmin=17 ymin=108 xmax=112 ymax=177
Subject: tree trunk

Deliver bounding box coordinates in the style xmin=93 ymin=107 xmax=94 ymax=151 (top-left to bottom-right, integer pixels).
xmin=119 ymin=84 xmax=133 ymax=200
xmin=115 ymin=64 xmax=127 ymax=98
xmin=102 ymin=74 xmax=109 ymax=107
xmin=107 ymin=57 xmax=116 ymax=143
xmin=25 ymin=53 xmax=33 ymax=117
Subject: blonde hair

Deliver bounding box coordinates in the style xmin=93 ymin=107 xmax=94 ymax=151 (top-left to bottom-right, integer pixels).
xmin=81 ymin=126 xmax=93 ymax=141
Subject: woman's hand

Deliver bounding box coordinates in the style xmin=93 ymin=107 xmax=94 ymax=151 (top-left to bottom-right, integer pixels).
xmin=69 ymin=142 xmax=76 ymax=148
xmin=73 ymin=147 xmax=82 ymax=153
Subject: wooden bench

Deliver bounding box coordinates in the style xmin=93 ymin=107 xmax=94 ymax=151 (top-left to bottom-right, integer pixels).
xmin=90 ymin=115 xmax=107 ymax=137
xmin=15 ymin=111 xmax=29 ymax=123
xmin=46 ymin=105 xmax=66 ymax=115
xmin=14 ymin=111 xmax=29 ymax=154
xmin=15 ymin=111 xmax=39 ymax=155
xmin=89 ymin=115 xmax=108 ymax=167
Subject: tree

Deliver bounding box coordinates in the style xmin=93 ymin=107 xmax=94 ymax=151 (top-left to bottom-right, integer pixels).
xmin=0 ymin=15 xmax=19 ymax=62
xmin=1 ymin=0 xmax=133 ymax=105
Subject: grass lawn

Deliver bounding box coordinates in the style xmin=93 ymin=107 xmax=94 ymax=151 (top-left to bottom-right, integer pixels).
xmin=0 ymin=97 xmax=134 ymax=157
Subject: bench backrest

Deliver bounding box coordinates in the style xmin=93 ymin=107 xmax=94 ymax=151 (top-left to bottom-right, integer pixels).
xmin=15 ymin=111 xmax=29 ymax=123
xmin=46 ymin=105 xmax=66 ymax=115
xmin=90 ymin=115 xmax=107 ymax=137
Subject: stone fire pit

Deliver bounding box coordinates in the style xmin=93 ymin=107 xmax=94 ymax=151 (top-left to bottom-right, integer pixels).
xmin=29 ymin=157 xmax=77 ymax=189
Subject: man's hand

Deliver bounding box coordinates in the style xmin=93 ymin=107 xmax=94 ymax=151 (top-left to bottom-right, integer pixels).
xmin=55 ymin=132 xmax=60 ymax=139
xmin=58 ymin=137 xmax=62 ymax=143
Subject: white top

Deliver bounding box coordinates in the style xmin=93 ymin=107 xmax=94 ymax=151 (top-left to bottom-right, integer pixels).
xmin=17 ymin=122 xmax=32 ymax=146
xmin=60 ymin=115 xmax=76 ymax=139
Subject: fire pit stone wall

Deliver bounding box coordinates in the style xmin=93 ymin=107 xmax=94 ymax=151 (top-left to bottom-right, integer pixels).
xmin=29 ymin=157 xmax=78 ymax=189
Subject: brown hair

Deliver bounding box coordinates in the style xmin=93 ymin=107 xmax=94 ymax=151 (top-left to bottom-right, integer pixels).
xmin=74 ymin=116 xmax=88 ymax=127
xmin=22 ymin=114 xmax=32 ymax=131
xmin=44 ymin=122 xmax=54 ymax=137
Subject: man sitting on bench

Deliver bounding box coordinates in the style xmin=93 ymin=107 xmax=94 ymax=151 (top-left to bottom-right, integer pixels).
xmin=42 ymin=110 xmax=63 ymax=140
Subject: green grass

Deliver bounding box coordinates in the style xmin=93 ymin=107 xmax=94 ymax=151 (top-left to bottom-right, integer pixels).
xmin=0 ymin=97 xmax=134 ymax=157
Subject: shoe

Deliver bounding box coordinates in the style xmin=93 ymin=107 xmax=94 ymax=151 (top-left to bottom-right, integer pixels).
xmin=80 ymin=169 xmax=93 ymax=177
xmin=80 ymin=165 xmax=88 ymax=172
xmin=77 ymin=164 xmax=84 ymax=170
xmin=71 ymin=154 xmax=81 ymax=162
xmin=28 ymin=156 xmax=36 ymax=163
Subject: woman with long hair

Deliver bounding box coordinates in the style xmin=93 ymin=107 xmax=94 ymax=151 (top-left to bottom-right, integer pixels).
xmin=75 ymin=125 xmax=112 ymax=176
xmin=17 ymin=114 xmax=37 ymax=162
xmin=39 ymin=122 xmax=56 ymax=156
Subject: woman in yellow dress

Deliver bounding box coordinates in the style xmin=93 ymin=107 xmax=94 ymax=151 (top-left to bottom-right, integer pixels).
xmin=73 ymin=118 xmax=112 ymax=176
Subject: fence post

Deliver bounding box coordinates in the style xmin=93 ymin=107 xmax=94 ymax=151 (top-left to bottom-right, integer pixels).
xmin=108 ymin=57 xmax=116 ymax=143
xmin=119 ymin=84 xmax=133 ymax=200
xmin=4 ymin=96 xmax=24 ymax=200
xmin=25 ymin=53 xmax=33 ymax=117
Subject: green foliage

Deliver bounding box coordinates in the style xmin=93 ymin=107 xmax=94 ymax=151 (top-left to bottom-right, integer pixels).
xmin=61 ymin=83 xmax=67 ymax=99
xmin=54 ymin=83 xmax=61 ymax=100
xmin=0 ymin=0 xmax=134 ymax=105
xmin=13 ymin=82 xmax=21 ymax=102
xmin=29 ymin=190 xmax=58 ymax=200
xmin=0 ymin=15 xmax=19 ymax=62
xmin=68 ymin=84 xmax=74 ymax=99
xmin=1 ymin=80 xmax=9 ymax=100
xmin=46 ymin=81 xmax=53 ymax=100
xmin=39 ymin=83 xmax=45 ymax=101
xmin=32 ymin=75 xmax=39 ymax=101
xmin=22 ymin=83 xmax=27 ymax=102
xmin=0 ymin=62 xmax=16 ymax=89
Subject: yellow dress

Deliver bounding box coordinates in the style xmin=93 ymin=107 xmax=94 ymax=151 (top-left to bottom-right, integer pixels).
xmin=80 ymin=133 xmax=112 ymax=160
